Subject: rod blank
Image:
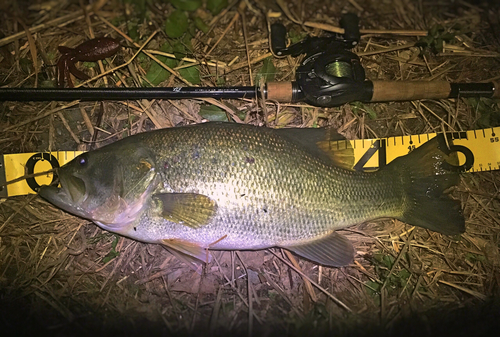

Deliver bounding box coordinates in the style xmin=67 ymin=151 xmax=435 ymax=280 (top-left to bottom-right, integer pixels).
xmin=0 ymin=86 xmax=259 ymax=102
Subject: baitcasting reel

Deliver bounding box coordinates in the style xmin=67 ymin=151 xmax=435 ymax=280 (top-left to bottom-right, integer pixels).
xmin=270 ymin=13 xmax=372 ymax=107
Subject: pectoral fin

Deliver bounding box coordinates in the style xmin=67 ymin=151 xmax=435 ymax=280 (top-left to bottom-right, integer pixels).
xmin=161 ymin=238 xmax=212 ymax=263
xmin=154 ymin=193 xmax=217 ymax=228
xmin=283 ymin=232 xmax=354 ymax=267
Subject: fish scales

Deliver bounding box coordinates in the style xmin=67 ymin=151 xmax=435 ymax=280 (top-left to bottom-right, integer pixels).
xmin=120 ymin=123 xmax=402 ymax=247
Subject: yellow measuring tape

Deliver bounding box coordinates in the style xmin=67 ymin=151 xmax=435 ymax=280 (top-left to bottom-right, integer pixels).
xmin=1 ymin=151 xmax=83 ymax=198
xmin=1 ymin=127 xmax=499 ymax=198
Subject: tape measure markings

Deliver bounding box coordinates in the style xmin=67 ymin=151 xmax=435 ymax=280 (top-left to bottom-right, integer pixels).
xmin=2 ymin=151 xmax=83 ymax=198
xmin=346 ymin=127 xmax=499 ymax=173
xmin=1 ymin=128 xmax=500 ymax=198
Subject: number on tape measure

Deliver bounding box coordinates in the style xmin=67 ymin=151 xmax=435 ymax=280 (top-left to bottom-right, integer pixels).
xmin=436 ymin=134 xmax=475 ymax=173
xmin=352 ymin=134 xmax=475 ymax=172
xmin=353 ymin=139 xmax=387 ymax=171
xmin=25 ymin=153 xmax=60 ymax=192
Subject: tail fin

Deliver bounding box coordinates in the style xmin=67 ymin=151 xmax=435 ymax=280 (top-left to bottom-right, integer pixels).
xmin=389 ymin=134 xmax=465 ymax=235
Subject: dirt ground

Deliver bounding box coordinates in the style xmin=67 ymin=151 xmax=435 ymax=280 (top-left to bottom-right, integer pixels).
xmin=1 ymin=0 xmax=499 ymax=336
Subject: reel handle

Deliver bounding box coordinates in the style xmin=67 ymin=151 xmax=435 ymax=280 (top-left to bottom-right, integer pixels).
xmin=269 ymin=12 xmax=360 ymax=57
xmin=270 ymin=23 xmax=288 ymax=56
xmin=339 ymin=13 xmax=360 ymax=47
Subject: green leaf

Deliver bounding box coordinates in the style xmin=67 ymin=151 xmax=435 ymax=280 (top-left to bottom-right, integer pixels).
xmin=187 ymin=21 xmax=197 ymax=38
xmin=418 ymin=24 xmax=459 ymax=54
xmin=179 ymin=65 xmax=200 ymax=84
xmin=110 ymin=16 xmax=125 ymax=27
xmin=145 ymin=58 xmax=169 ymax=86
xmin=40 ymin=80 xmax=56 ymax=88
xmin=164 ymin=10 xmax=189 ymax=38
xmin=382 ymin=254 xmax=395 ymax=268
xmin=171 ymin=37 xmax=191 ymax=59
xmin=19 ymin=57 xmax=32 ymax=74
xmin=435 ymin=39 xmax=444 ymax=53
xmin=47 ymin=51 xmax=57 ymax=62
xmin=137 ymin=51 xmax=148 ymax=62
xmin=127 ymin=21 xmax=139 ymax=41
xmin=351 ymin=101 xmax=377 ymax=119
xmin=397 ymin=269 xmax=410 ymax=283
xmin=465 ymin=252 xmax=486 ymax=262
xmin=216 ymin=77 xmax=226 ymax=86
xmin=124 ymin=0 xmax=148 ymax=19
xmin=82 ymin=61 xmax=97 ymax=68
xmin=467 ymin=97 xmax=500 ymax=128
xmin=145 ymin=43 xmax=178 ymax=86
xmin=102 ymin=236 xmax=120 ymax=263
xmin=365 ymin=280 xmax=381 ymax=295
xmin=169 ymin=0 xmax=202 ymax=11
xmin=199 ymin=105 xmax=228 ymax=121
xmin=288 ymin=28 xmax=307 ymax=44
xmin=207 ymin=0 xmax=228 ymax=15
xmin=87 ymin=233 xmax=112 ymax=244
xmin=193 ymin=16 xmax=209 ymax=34
xmin=365 ymin=106 xmax=377 ymax=119
xmin=255 ymin=57 xmax=276 ymax=84
xmin=441 ymin=32 xmax=456 ymax=41
xmin=429 ymin=25 xmax=443 ymax=37
xmin=224 ymin=101 xmax=247 ymax=120
xmin=102 ymin=250 xmax=119 ymax=263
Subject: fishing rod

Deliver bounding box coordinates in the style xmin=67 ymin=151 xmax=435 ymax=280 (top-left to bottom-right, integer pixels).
xmin=0 ymin=13 xmax=497 ymax=106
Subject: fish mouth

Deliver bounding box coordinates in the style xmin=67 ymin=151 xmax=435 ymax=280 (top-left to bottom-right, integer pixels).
xmin=39 ymin=173 xmax=89 ymax=219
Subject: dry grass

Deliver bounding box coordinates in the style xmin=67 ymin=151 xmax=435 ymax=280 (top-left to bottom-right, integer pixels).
xmin=1 ymin=0 xmax=499 ymax=336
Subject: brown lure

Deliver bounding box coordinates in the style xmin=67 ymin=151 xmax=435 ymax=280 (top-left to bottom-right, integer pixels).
xmin=57 ymin=37 xmax=120 ymax=88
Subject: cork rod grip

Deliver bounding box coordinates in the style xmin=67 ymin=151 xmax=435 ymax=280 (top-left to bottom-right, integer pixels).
xmin=370 ymin=81 xmax=451 ymax=102
xmin=265 ymin=82 xmax=294 ymax=102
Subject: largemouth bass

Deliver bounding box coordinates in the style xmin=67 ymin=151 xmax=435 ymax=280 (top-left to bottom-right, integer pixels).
xmin=39 ymin=122 xmax=464 ymax=267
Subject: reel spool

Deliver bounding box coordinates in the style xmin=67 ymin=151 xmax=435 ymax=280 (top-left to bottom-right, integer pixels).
xmin=325 ymin=61 xmax=353 ymax=78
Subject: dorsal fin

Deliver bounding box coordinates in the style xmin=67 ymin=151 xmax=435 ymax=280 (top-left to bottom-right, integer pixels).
xmin=273 ymin=127 xmax=354 ymax=170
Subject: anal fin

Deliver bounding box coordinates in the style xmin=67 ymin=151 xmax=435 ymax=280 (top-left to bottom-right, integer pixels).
xmin=161 ymin=238 xmax=212 ymax=263
xmin=282 ymin=232 xmax=354 ymax=267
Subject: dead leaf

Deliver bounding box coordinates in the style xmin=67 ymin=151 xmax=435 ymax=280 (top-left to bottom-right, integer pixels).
xmin=17 ymin=19 xmax=38 ymax=87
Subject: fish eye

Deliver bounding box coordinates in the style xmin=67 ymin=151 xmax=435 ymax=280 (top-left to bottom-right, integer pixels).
xmin=78 ymin=155 xmax=88 ymax=166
